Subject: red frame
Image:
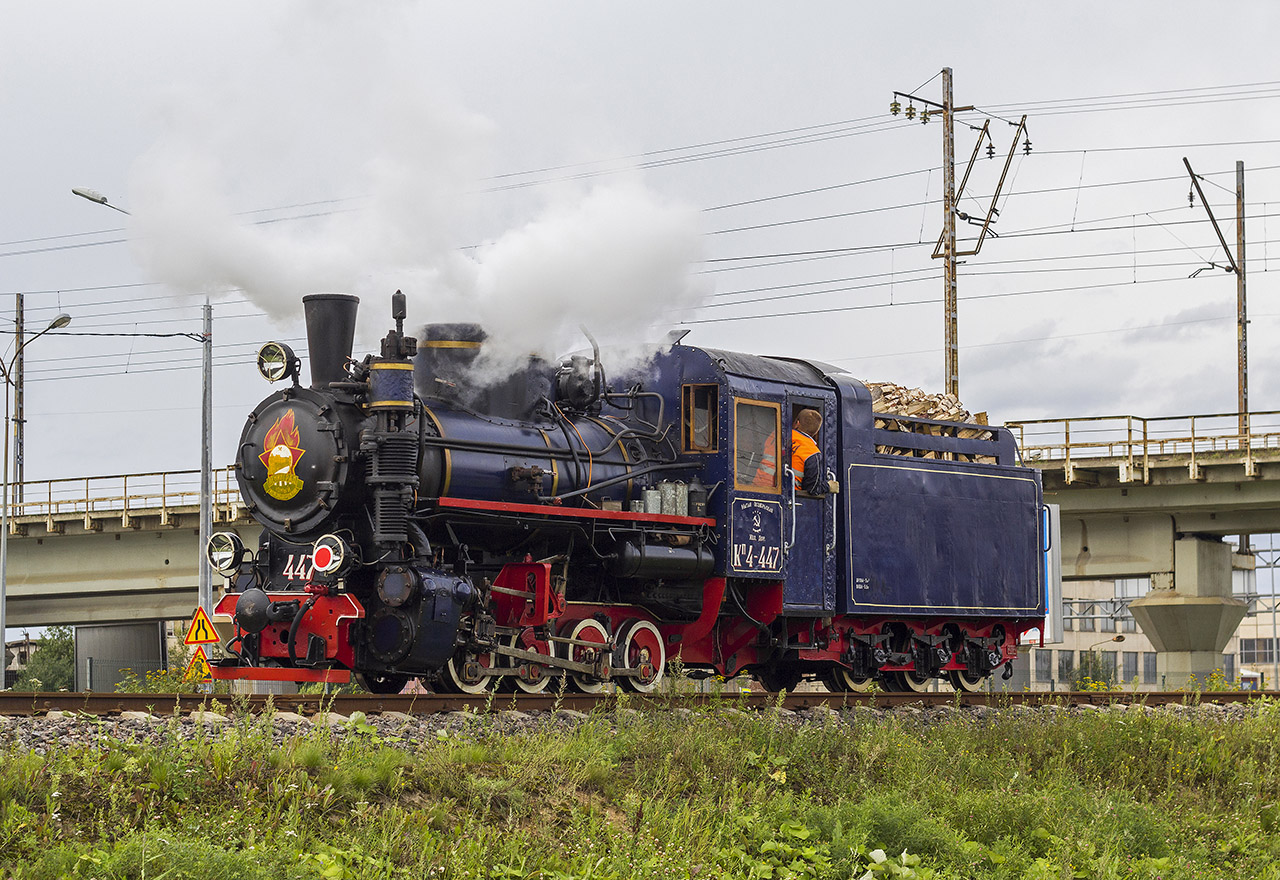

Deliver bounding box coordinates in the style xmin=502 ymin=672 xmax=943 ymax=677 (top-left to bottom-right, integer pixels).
xmin=213 ymin=592 xmax=364 ymax=669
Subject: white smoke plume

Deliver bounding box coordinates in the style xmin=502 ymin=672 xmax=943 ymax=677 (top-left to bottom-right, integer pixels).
xmin=126 ymin=7 xmax=706 ymax=384
xmin=454 ymin=183 xmax=705 ymax=381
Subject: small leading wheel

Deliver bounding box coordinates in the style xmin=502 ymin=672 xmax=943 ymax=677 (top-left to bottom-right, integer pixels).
xmin=563 ymin=618 xmax=611 ymax=693
xmin=948 ymin=670 xmax=987 ymax=693
xmin=615 ymin=619 xmax=666 ymax=693
xmin=353 ymin=672 xmax=410 ymax=694
xmin=441 ymin=649 xmax=501 ymax=694
xmin=508 ymin=628 xmax=557 ymax=694
xmin=819 ymin=666 xmax=874 ymax=694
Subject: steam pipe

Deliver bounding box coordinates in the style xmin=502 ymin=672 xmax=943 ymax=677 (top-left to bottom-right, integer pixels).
xmin=420 ymin=433 xmax=661 ymax=463
xmin=549 ymin=461 xmax=700 ymax=503
xmin=287 ymin=594 xmax=320 ymax=666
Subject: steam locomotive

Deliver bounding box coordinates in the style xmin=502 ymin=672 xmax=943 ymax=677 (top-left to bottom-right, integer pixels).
xmin=208 ymin=292 xmax=1051 ymax=693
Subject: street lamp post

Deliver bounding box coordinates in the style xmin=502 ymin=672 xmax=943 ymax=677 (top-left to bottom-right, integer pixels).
xmin=72 ymin=188 xmax=214 ymax=617
xmin=1086 ymin=634 xmax=1125 ymax=686
xmin=0 ymin=314 xmax=71 ymax=678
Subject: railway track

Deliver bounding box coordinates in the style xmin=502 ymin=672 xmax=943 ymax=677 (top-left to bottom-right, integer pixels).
xmin=1 ymin=689 xmax=1275 ymax=718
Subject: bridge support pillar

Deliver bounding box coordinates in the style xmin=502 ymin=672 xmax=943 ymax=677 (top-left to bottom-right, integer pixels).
xmin=1128 ymin=537 xmax=1247 ymax=686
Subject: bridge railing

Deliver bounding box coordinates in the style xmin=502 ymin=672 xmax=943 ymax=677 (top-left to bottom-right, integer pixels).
xmin=9 ymin=467 xmax=242 ymax=526
xmin=1006 ymin=411 xmax=1280 ymax=470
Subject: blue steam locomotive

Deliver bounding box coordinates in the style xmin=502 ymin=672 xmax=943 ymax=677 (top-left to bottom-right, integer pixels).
xmin=207 ymin=292 xmax=1051 ymax=693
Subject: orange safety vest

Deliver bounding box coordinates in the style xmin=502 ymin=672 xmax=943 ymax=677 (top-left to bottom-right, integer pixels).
xmin=791 ymin=429 xmax=819 ymax=490
xmin=753 ymin=430 xmax=777 ymax=486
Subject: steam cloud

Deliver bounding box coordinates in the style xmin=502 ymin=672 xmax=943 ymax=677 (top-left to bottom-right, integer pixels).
xmin=127 ymin=7 xmax=706 ymax=383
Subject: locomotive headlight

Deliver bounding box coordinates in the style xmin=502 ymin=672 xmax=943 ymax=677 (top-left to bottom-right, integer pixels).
xmin=257 ymin=341 xmax=299 ymax=383
xmin=206 ymin=532 xmax=246 ymax=574
xmin=311 ymin=533 xmax=352 ymax=577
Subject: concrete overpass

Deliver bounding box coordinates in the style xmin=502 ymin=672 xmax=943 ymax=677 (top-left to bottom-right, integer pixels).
xmin=1008 ymin=409 xmax=1280 ymax=680
xmin=1009 ymin=409 xmax=1280 ymax=575
xmin=4 ymin=468 xmax=254 ymax=627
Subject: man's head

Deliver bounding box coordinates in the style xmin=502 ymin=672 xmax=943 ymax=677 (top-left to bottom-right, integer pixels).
xmin=795 ymin=408 xmax=822 ymax=437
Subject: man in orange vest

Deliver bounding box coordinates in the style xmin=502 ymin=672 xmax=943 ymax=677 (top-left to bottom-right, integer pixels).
xmin=791 ymin=408 xmax=833 ymax=495
xmin=752 ymin=430 xmax=778 ymax=487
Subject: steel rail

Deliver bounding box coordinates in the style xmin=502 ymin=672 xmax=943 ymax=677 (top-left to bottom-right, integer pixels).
xmin=0 ymin=690 xmax=1274 ymax=718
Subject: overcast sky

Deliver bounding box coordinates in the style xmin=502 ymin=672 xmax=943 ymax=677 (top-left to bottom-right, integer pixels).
xmin=3 ymin=1 xmax=1280 ymax=489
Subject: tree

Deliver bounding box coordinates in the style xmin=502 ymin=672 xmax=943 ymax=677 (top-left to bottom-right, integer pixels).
xmin=1071 ymin=650 xmax=1117 ymax=691
xmin=12 ymin=626 xmax=74 ymax=691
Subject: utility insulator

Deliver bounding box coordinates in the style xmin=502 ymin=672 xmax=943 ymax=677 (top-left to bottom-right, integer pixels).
xmin=1022 ymin=137 xmax=1032 ymax=156
xmin=905 ymin=104 xmax=916 ymax=120
xmin=986 ymin=142 xmax=995 ymax=160
xmin=921 ymin=109 xmax=931 ymax=124
xmin=890 ymin=99 xmax=901 ymax=116
xmin=1188 ymin=188 xmax=1196 ymax=207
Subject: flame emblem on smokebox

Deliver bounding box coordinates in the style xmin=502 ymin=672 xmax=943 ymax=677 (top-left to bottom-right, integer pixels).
xmin=258 ymin=409 xmax=306 ymax=501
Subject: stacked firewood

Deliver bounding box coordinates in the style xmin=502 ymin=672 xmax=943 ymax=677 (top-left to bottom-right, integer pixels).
xmin=862 ymin=381 xmax=994 ymax=459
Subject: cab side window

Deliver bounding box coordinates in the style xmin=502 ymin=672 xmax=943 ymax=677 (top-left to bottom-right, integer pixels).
xmin=682 ymin=384 xmax=718 ymax=452
xmin=734 ymin=400 xmax=781 ymax=493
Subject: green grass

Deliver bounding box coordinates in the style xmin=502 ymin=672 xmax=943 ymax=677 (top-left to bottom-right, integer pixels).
xmin=3 ymin=700 xmax=1280 ymax=878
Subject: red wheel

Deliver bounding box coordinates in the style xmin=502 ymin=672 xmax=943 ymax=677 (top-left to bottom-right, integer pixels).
xmin=563 ymin=618 xmax=611 ymax=693
xmin=508 ymin=628 xmax=557 ymax=693
xmin=614 ymin=619 xmax=666 ymax=693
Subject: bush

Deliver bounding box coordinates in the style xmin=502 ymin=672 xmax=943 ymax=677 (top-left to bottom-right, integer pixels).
xmin=11 ymin=626 xmax=73 ymax=692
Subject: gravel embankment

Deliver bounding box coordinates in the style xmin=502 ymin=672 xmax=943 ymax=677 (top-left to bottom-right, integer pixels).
xmin=0 ymin=700 xmax=1260 ymax=754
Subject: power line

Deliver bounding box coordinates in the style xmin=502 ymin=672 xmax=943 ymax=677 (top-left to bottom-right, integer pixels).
xmin=825 ymin=310 xmax=1280 ymax=368
xmin=677 ymin=269 xmax=1256 ymax=326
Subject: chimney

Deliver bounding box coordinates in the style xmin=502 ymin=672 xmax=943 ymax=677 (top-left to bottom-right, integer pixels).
xmin=302 ymin=293 xmax=360 ymax=390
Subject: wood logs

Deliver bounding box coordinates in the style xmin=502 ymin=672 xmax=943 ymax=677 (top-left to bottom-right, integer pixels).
xmin=863 ymin=381 xmax=994 ymax=460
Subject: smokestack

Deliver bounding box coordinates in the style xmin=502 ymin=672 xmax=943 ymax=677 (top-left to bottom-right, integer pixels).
xmin=303 ymin=293 xmax=360 ymax=389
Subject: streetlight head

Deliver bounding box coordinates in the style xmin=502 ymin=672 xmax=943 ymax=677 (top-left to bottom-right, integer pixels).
xmin=1114 ymin=635 xmax=1125 ymax=643
xmin=48 ymin=314 xmax=71 ymax=331
xmin=72 ymin=187 xmax=108 ymax=205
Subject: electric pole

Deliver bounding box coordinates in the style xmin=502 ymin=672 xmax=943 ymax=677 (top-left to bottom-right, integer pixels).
xmin=1237 ymin=160 xmax=1248 ymax=441
xmin=200 ymin=296 xmax=213 ymax=617
xmin=941 ymin=70 xmax=958 ymax=399
xmin=891 ymin=69 xmax=1027 ymax=400
xmin=1183 ymin=158 xmax=1248 ymax=442
xmin=13 ymin=294 xmax=22 ymax=505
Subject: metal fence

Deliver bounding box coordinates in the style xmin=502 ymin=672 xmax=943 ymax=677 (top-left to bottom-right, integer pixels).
xmin=1006 ymin=410 xmax=1280 ymax=477
xmin=8 ymin=467 xmax=242 ymax=529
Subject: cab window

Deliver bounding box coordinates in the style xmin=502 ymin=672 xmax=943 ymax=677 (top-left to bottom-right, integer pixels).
xmin=734 ymin=399 xmax=781 ymax=493
xmin=682 ymin=384 xmax=718 ymax=452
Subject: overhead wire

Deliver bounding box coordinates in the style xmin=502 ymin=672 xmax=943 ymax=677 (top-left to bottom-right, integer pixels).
xmin=676 ymin=269 xmax=1273 ymax=327
xmin=823 ymin=311 xmax=1280 ymax=366
xmin=4 ymin=82 xmax=1280 ymax=358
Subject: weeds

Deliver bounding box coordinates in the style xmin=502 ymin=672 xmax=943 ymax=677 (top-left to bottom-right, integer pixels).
xmin=3 ymin=701 xmax=1280 ymax=878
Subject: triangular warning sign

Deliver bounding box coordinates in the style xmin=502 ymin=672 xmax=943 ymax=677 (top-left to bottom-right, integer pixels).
xmin=184 ymin=607 xmax=220 ymax=645
xmin=185 ymin=646 xmax=212 ymax=681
